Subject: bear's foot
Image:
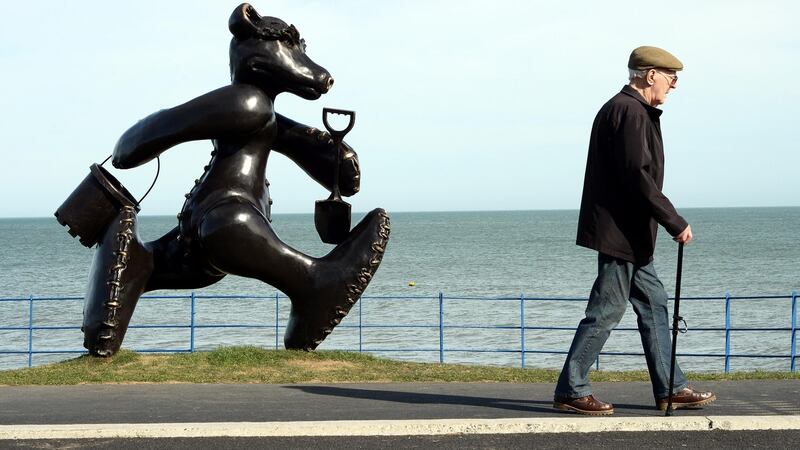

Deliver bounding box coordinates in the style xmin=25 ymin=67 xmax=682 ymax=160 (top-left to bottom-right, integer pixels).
xmin=284 ymin=208 xmax=390 ymax=350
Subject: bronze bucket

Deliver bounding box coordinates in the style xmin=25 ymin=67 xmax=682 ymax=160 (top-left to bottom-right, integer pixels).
xmin=55 ymin=164 xmax=140 ymax=248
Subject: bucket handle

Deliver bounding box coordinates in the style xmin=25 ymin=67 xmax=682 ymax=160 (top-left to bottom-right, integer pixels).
xmin=99 ymin=154 xmax=161 ymax=205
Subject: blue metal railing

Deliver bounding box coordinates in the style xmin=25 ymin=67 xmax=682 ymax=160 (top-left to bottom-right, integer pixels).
xmin=0 ymin=291 xmax=797 ymax=372
xmin=793 ymin=290 xmax=798 ymax=372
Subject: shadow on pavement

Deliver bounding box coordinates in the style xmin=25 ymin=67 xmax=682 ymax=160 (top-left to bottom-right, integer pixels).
xmin=287 ymin=385 xmax=663 ymax=416
xmin=288 ymin=385 xmax=552 ymax=413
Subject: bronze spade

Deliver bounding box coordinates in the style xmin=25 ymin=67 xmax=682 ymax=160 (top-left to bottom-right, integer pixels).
xmin=315 ymin=108 xmax=355 ymax=244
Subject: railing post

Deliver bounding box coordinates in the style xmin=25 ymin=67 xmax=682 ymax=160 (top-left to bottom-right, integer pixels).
xmin=28 ymin=295 xmax=33 ymax=368
xmin=595 ymin=354 xmax=600 ymax=371
xmin=275 ymin=292 xmax=280 ymax=350
xmin=724 ymin=292 xmax=731 ymax=373
xmin=791 ymin=290 xmax=797 ymax=372
xmin=520 ymin=293 xmax=526 ymax=368
xmin=439 ymin=292 xmax=444 ymax=363
xmin=358 ymin=296 xmax=363 ymax=353
xmin=189 ymin=292 xmax=196 ymax=352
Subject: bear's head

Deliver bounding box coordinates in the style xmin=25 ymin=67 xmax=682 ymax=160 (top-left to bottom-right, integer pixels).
xmin=228 ymin=3 xmax=333 ymax=100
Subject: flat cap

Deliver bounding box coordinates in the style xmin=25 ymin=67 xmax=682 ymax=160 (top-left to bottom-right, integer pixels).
xmin=628 ymin=46 xmax=683 ymax=71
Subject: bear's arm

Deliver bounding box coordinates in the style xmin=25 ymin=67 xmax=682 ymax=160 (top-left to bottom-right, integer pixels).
xmin=112 ymin=85 xmax=273 ymax=169
xmin=272 ymin=113 xmax=360 ymax=197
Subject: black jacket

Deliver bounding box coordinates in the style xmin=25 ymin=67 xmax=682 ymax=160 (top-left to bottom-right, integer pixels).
xmin=576 ymin=85 xmax=687 ymax=264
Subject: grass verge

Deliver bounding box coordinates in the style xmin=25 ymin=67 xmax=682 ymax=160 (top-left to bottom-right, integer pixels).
xmin=1 ymin=346 xmax=797 ymax=386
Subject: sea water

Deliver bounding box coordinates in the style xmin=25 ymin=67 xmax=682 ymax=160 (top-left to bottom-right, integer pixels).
xmin=1 ymin=208 xmax=798 ymax=372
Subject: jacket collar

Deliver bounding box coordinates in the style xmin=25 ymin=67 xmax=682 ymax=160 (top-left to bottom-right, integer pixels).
xmin=621 ymin=84 xmax=663 ymax=118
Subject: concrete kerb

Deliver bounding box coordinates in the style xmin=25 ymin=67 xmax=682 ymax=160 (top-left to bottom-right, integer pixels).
xmin=3 ymin=416 xmax=800 ymax=440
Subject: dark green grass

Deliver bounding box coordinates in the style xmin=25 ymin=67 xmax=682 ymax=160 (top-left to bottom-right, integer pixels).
xmin=0 ymin=346 xmax=796 ymax=386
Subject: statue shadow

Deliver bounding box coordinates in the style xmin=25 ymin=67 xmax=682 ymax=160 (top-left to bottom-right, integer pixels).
xmin=286 ymin=385 xmax=551 ymax=413
xmin=286 ymin=385 xmax=658 ymax=415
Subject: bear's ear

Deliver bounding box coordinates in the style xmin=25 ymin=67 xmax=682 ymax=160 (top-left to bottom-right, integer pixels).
xmin=229 ymin=3 xmax=262 ymax=39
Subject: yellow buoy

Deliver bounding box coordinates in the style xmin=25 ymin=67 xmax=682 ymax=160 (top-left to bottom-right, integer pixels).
xmin=407 ymin=281 xmax=416 ymax=287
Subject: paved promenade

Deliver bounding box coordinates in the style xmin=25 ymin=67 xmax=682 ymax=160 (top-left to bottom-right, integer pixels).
xmin=1 ymin=380 xmax=798 ymax=447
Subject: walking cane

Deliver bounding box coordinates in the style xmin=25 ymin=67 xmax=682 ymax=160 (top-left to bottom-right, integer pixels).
xmin=665 ymin=242 xmax=685 ymax=416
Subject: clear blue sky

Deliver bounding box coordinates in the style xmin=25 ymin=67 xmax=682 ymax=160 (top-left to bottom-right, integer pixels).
xmin=1 ymin=0 xmax=798 ymax=218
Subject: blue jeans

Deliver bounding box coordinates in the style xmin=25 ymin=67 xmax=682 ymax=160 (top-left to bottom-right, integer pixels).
xmin=555 ymin=253 xmax=688 ymax=400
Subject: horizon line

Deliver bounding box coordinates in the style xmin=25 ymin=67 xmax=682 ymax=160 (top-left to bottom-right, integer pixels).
xmin=2 ymin=204 xmax=799 ymax=220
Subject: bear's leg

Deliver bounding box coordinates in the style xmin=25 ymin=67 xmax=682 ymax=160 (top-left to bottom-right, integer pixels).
xmin=197 ymin=202 xmax=318 ymax=295
xmin=144 ymin=226 xmax=226 ymax=292
xmin=84 ymin=221 xmax=230 ymax=357
xmin=285 ymin=208 xmax=390 ymax=350
xmin=83 ymin=207 xmax=153 ymax=356
xmin=197 ymin=202 xmax=390 ymax=350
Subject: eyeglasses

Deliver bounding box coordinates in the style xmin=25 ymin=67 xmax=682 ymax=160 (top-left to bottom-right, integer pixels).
xmin=657 ymin=71 xmax=678 ymax=86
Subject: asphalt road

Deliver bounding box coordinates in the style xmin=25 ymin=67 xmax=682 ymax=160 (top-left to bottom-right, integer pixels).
xmin=4 ymin=431 xmax=800 ymax=449
xmin=1 ymin=380 xmax=798 ymax=425
xmin=1 ymin=380 xmax=798 ymax=448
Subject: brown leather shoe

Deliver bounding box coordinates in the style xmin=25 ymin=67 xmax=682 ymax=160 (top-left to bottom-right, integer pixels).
xmin=553 ymin=395 xmax=614 ymax=415
xmin=657 ymin=386 xmax=716 ymax=410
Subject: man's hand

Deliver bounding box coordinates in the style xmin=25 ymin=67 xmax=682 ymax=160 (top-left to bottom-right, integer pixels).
xmin=674 ymin=225 xmax=693 ymax=244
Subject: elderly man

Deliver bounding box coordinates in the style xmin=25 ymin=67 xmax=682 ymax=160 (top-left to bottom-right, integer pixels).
xmin=553 ymin=46 xmax=715 ymax=415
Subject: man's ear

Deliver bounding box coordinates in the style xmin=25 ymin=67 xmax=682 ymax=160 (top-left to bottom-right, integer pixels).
xmin=647 ymin=69 xmax=656 ymax=86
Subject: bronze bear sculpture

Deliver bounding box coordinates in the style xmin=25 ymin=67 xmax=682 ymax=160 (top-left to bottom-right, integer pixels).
xmin=57 ymin=3 xmax=390 ymax=356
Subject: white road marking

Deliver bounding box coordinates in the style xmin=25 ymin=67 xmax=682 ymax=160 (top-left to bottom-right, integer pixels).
xmin=2 ymin=416 xmax=800 ymax=439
